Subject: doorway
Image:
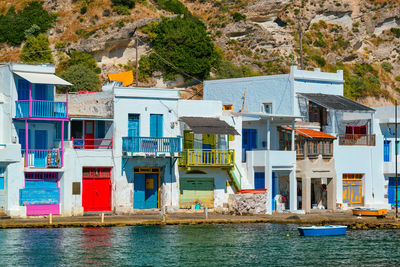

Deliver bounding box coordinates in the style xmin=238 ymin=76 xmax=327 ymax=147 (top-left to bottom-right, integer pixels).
xmin=84 ymin=121 xmax=95 ymax=149
xmin=134 ymin=167 xmax=160 ymax=209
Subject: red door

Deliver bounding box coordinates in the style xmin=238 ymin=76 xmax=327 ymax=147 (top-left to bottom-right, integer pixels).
xmin=82 ymin=167 xmax=112 ymax=212
xmin=84 ymin=121 xmax=95 ymax=149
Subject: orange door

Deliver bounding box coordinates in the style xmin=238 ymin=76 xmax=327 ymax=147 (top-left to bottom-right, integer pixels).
xmin=84 ymin=121 xmax=95 ymax=149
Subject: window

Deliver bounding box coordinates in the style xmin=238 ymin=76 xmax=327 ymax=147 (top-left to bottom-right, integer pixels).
xmin=262 ymin=103 xmax=272 ymax=114
xmin=223 ymin=104 xmax=233 ymax=111
xmin=384 ymin=140 xmax=391 ymax=162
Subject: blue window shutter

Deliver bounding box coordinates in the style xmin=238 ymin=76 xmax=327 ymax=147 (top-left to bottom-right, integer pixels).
xmin=128 ymin=114 xmax=140 ymax=137
xmin=18 ymin=129 xmax=32 ymax=149
xmin=35 ymin=84 xmax=46 ymax=100
xmin=97 ymin=121 xmax=105 ymax=138
xmin=17 ymin=79 xmax=29 ymax=100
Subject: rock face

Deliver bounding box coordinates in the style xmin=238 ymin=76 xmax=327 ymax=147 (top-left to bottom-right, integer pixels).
xmin=232 ymin=193 xmax=267 ymax=215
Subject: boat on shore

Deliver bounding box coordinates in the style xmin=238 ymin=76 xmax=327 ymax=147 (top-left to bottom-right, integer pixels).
xmin=352 ymin=208 xmax=387 ymax=218
xmin=298 ymin=225 xmax=347 ymax=236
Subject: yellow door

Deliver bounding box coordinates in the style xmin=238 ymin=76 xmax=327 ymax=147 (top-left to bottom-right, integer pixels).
xmin=343 ymin=174 xmax=363 ymax=207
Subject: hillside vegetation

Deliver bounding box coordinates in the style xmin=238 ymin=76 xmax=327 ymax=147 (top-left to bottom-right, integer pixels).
xmin=0 ymin=0 xmax=399 ymax=105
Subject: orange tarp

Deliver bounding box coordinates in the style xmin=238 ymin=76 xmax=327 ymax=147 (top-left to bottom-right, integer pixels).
xmin=108 ymin=71 xmax=134 ymax=86
xmin=283 ymin=127 xmax=337 ymax=139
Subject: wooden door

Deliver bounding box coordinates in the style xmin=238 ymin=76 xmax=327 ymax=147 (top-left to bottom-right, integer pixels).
xmin=179 ymin=178 xmax=214 ymax=208
xmin=343 ymin=174 xmax=363 ymax=207
xmin=82 ymin=167 xmax=112 ymax=212
xmin=84 ymin=121 xmax=95 ymax=149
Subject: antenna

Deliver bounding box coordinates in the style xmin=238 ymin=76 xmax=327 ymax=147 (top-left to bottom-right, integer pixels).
xmin=240 ymin=88 xmax=247 ymax=112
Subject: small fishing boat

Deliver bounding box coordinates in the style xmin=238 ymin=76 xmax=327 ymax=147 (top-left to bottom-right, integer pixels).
xmin=352 ymin=208 xmax=387 ymax=218
xmin=298 ymin=225 xmax=347 ymax=236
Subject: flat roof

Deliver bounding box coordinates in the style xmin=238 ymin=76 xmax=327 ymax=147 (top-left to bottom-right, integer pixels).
xmin=297 ymin=93 xmax=374 ymax=112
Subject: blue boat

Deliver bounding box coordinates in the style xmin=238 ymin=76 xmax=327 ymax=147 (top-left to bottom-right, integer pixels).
xmin=298 ymin=225 xmax=347 ymax=236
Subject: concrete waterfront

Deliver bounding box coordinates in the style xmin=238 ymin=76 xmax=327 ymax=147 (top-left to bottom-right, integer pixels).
xmin=1 ymin=211 xmax=400 ymax=230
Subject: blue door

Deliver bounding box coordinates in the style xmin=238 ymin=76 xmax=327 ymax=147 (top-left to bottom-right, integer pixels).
xmin=272 ymin=172 xmax=278 ymax=211
xmin=35 ymin=130 xmax=47 ymax=167
xmin=242 ymin=129 xmax=257 ymax=161
xmin=0 ymin=168 xmax=5 ymax=211
xmin=17 ymin=79 xmax=29 ymax=100
xmin=134 ymin=173 xmax=145 ymax=209
xmin=145 ymin=173 xmax=158 ymax=209
xmin=128 ymin=114 xmax=140 ymax=152
xmin=134 ymin=172 xmax=158 ymax=209
xmin=389 ymin=177 xmax=400 ymax=207
xmin=18 ymin=129 xmax=32 ymax=151
xmin=384 ymin=140 xmax=391 ymax=162
xmin=254 ymin=172 xmax=265 ymax=189
xmin=150 ymin=114 xmax=163 ymax=137
xmin=35 ymin=84 xmax=46 ymax=100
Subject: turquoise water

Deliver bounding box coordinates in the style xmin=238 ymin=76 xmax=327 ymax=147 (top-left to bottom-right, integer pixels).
xmin=0 ymin=224 xmax=399 ymax=266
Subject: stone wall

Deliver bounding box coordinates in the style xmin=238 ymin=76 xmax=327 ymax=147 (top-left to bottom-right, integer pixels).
xmin=232 ymin=193 xmax=268 ymax=215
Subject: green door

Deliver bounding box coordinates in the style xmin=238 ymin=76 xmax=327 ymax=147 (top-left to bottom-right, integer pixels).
xmin=179 ymin=178 xmax=214 ymax=208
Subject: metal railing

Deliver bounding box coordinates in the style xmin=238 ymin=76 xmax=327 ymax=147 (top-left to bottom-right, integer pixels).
xmin=179 ymin=149 xmax=234 ymax=167
xmin=122 ymin=136 xmax=181 ymax=154
xmin=15 ymin=100 xmax=67 ymax=118
xmin=72 ymin=138 xmax=113 ymax=149
xmin=338 ymin=134 xmax=376 ymax=146
xmin=22 ymin=149 xmax=62 ymax=168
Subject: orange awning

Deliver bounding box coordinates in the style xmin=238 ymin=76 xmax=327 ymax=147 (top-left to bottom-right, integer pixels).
xmin=283 ymin=127 xmax=337 ymax=139
xmin=108 ymin=71 xmax=134 ymax=86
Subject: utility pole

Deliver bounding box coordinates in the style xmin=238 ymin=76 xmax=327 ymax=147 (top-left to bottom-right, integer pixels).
xmin=297 ymin=16 xmax=304 ymax=70
xmin=135 ymin=34 xmax=139 ymax=86
xmin=396 ymin=100 xmax=398 ymax=219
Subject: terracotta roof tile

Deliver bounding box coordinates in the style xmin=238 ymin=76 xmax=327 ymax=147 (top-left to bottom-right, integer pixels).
xmin=283 ymin=127 xmax=337 ymax=139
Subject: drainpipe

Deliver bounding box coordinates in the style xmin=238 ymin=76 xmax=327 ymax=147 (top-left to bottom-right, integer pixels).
xmin=25 ymin=119 xmax=28 ymax=167
xmin=291 ymin=119 xmax=295 ymax=151
xmin=61 ymin=120 xmax=64 ymax=167
xmin=29 ymin=83 xmax=32 ymax=117
xmin=267 ymin=119 xmax=270 ymax=150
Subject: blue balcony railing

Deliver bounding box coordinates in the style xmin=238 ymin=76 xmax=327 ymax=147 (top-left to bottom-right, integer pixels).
xmin=22 ymin=149 xmax=62 ymax=168
xmin=15 ymin=100 xmax=67 ymax=119
xmin=122 ymin=136 xmax=181 ymax=155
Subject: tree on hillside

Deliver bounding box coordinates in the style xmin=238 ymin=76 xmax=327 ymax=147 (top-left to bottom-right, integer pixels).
xmin=60 ymin=65 xmax=100 ymax=92
xmin=59 ymin=51 xmax=100 ymax=73
xmin=0 ymin=1 xmax=56 ymax=46
xmin=141 ymin=16 xmax=220 ymax=81
xmin=21 ymin=34 xmax=53 ymax=63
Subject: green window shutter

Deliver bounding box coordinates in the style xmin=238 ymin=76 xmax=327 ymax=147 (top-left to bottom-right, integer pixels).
xmin=184 ymin=131 xmax=194 ymax=149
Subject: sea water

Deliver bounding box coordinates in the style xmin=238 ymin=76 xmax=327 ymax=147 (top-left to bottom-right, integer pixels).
xmin=0 ymin=224 xmax=399 ymax=266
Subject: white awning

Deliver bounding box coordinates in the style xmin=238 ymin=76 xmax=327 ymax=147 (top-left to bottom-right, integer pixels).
xmin=14 ymin=71 xmax=72 ymax=86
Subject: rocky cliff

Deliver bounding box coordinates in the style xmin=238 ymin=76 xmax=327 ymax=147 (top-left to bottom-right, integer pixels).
xmin=1 ymin=0 xmax=400 ymax=104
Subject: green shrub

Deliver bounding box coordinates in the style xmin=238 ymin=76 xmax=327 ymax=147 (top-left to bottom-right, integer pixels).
xmin=311 ymin=55 xmax=326 ymax=67
xmin=141 ymin=16 xmax=220 ymax=80
xmin=232 ymin=12 xmax=246 ymax=22
xmin=313 ymin=38 xmax=326 ymax=47
xmin=80 ymin=6 xmax=87 ymax=14
xmin=156 ymin=0 xmax=189 ymax=15
xmin=59 ymin=51 xmax=100 ymax=73
xmin=213 ymin=60 xmax=260 ymax=79
xmin=60 ymin=65 xmax=100 ymax=92
xmin=113 ymin=5 xmax=131 ymax=15
xmin=111 ymin=0 xmax=136 ymax=8
xmin=0 ymin=2 xmax=56 ymax=46
xmin=391 ymin=28 xmax=400 ymax=38
xmin=395 ymin=76 xmax=400 ymax=82
xmin=381 ymin=61 xmax=393 ymax=72
xmin=21 ymin=34 xmax=53 ymax=63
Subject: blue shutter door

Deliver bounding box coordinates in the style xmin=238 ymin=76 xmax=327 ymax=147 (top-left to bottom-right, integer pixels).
xmin=144 ymin=173 xmax=158 ymax=209
xmin=254 ymin=172 xmax=265 ymax=189
xmin=0 ymin=168 xmax=5 ymax=210
xmin=35 ymin=84 xmax=46 ymax=100
xmin=34 ymin=130 xmax=47 ymax=167
xmin=384 ymin=141 xmax=390 ymax=162
xmin=18 ymin=129 xmax=32 ymax=150
xmin=97 ymin=121 xmax=106 ymax=138
xmin=17 ymin=79 xmax=29 ymax=100
xmin=272 ymin=172 xmax=277 ymax=211
xmin=134 ymin=173 xmax=145 ymax=209
xmin=389 ymin=177 xmax=400 ymax=207
xmin=150 ymin=114 xmax=163 ymax=137
xmin=128 ymin=114 xmax=140 ymax=137
xmin=242 ymin=129 xmax=257 ymax=161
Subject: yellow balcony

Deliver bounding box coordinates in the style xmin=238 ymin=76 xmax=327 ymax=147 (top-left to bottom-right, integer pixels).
xmin=179 ymin=149 xmax=234 ymax=168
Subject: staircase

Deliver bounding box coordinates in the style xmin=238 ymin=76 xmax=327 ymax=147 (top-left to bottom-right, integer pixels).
xmin=227 ymin=163 xmax=243 ymax=192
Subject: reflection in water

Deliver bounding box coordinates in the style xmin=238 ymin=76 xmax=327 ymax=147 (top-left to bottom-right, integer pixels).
xmin=0 ymin=224 xmax=399 ymax=266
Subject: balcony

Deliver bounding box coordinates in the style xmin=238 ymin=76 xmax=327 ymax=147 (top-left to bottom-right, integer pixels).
xmin=338 ymin=134 xmax=376 ymax=146
xmin=22 ymin=149 xmax=62 ymax=168
xmin=15 ymin=100 xmax=67 ymax=119
xmin=179 ymin=149 xmax=234 ymax=168
xmin=122 ymin=136 xmax=181 ymax=155
xmin=72 ymin=138 xmax=113 ymax=149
